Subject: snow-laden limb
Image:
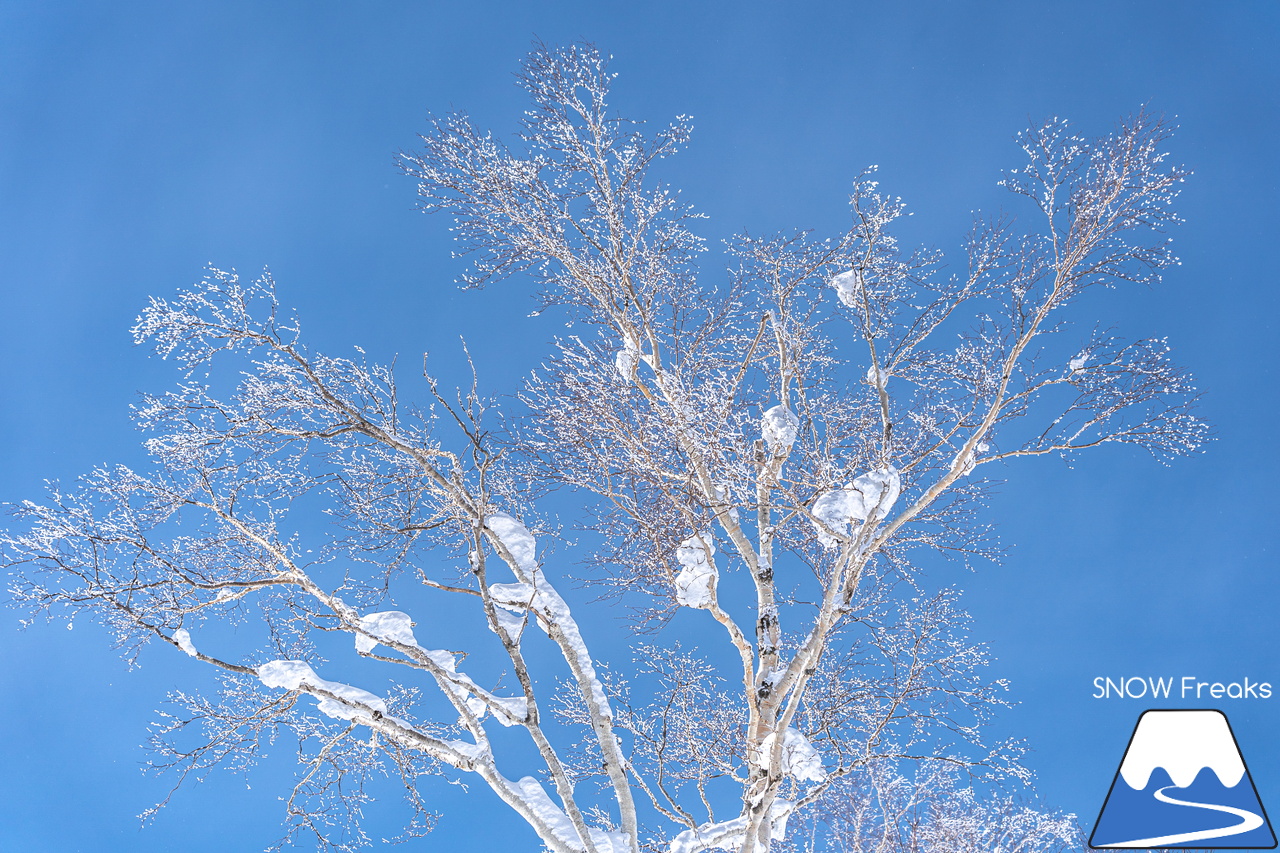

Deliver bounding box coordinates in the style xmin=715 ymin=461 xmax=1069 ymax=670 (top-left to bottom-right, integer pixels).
xmin=810 ymin=467 xmax=901 ymax=547
xmin=485 ymin=513 xmax=613 ymax=719
xmin=667 ymin=800 xmax=795 ymax=853
xmin=502 ymin=776 xmax=630 ymax=853
xmin=758 ymin=727 xmax=824 ymax=783
xmin=865 ymin=364 xmax=889 ymax=386
xmin=436 ymin=655 xmax=529 ymax=727
xmin=277 ymin=603 xmax=535 ymax=729
xmin=254 ymin=660 xmax=503 ymax=792
xmin=465 ymin=694 xmax=530 ymax=727
xmin=258 ymin=660 xmax=389 ymax=722
xmin=616 ymin=342 xmax=640 ymax=378
xmin=830 ymin=269 xmax=860 ymax=307
xmin=355 ymin=613 xmax=530 ymax=728
xmin=490 ymin=581 xmax=546 ymax=630
xmin=489 ymin=606 xmax=527 ymax=640
xmin=256 ymin=657 xmax=513 ymax=756
xmin=487 ymin=511 xmax=538 ymax=571
xmin=673 ymin=532 xmax=717 ymax=608
xmin=483 ymin=510 xmax=636 ymax=847
xmin=354 ymin=610 xmax=418 ymax=653
xmin=761 ymin=405 xmax=799 ymax=455
xmin=173 ymin=627 xmax=197 ymax=657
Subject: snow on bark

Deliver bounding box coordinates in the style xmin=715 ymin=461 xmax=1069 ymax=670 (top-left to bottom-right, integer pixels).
xmin=503 ymin=775 xmax=630 ymax=853
xmin=615 ymin=342 xmax=640 ymax=378
xmin=761 ymin=404 xmax=799 ymax=455
xmin=257 ymin=660 xmax=388 ymax=721
xmin=490 ymin=607 xmax=527 ymax=639
xmin=811 ymin=467 xmax=901 ymax=547
xmin=673 ymin=532 xmax=717 ymax=608
xmin=490 ymin=581 xmax=537 ymax=612
xmin=714 ymin=484 xmax=740 ymax=521
xmin=486 ymin=512 xmax=614 ymax=719
xmin=490 ymin=581 xmax=554 ymax=633
xmin=760 ymin=727 xmax=825 ymax=782
xmin=1069 ymin=352 xmax=1088 ymax=371
xmin=865 ymin=364 xmax=889 ymax=386
xmin=172 ymin=627 xmax=197 ymax=656
xmin=487 ymin=511 xmax=537 ymax=571
xmin=830 ymin=269 xmax=860 ymax=307
xmin=466 ymin=694 xmax=530 ymax=727
xmin=355 ymin=610 xmax=418 ymax=653
xmin=443 ymin=738 xmax=489 ymax=762
xmin=412 ymin=641 xmax=529 ymax=727
xmin=667 ymin=799 xmax=795 ymax=853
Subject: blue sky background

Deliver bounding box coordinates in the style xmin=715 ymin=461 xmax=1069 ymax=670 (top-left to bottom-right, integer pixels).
xmin=2 ymin=2 xmax=1278 ymax=850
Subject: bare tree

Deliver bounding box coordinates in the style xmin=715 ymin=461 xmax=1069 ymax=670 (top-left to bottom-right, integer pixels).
xmin=3 ymin=43 xmax=1203 ymax=853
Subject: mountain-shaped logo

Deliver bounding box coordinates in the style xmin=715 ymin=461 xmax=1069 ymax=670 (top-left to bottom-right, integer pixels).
xmin=1091 ymin=709 xmax=1276 ymax=849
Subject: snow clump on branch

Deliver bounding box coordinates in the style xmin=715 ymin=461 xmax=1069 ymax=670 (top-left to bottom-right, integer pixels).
xmin=355 ymin=610 xmax=419 ymax=653
xmin=830 ymin=269 xmax=861 ymax=307
xmin=505 ymin=776 xmax=630 ymax=853
xmin=759 ymin=727 xmax=825 ymax=783
xmin=615 ymin=340 xmax=640 ymax=378
xmin=673 ymin=532 xmax=717 ymax=608
xmin=258 ymin=660 xmax=388 ymax=721
xmin=668 ymin=799 xmax=797 ymax=853
xmin=487 ymin=511 xmax=537 ymax=571
xmin=173 ymin=627 xmax=197 ymax=657
xmin=762 ymin=404 xmax=800 ymax=455
xmin=811 ymin=467 xmax=902 ymax=548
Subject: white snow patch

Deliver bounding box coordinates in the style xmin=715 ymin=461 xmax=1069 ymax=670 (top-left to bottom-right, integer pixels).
xmin=505 ymin=775 xmax=629 ymax=853
xmin=490 ymin=696 xmax=529 ymax=726
xmin=615 ymin=343 xmax=640 ymax=378
xmin=674 ymin=533 xmax=717 ymax=608
xmin=173 ymin=628 xmax=197 ymax=657
xmin=444 ymin=738 xmax=489 ymax=762
xmin=355 ymin=611 xmax=418 ymax=653
xmin=487 ymin=512 xmax=537 ymax=571
xmin=464 ymin=692 xmax=527 ymax=727
xmin=668 ymin=799 xmax=795 ymax=853
xmin=490 ymin=582 xmax=536 ymax=610
xmin=831 ymin=269 xmax=861 ymax=307
xmin=491 ymin=607 xmax=526 ymax=639
xmin=1069 ymin=352 xmax=1089 ymax=371
xmin=760 ymin=728 xmax=825 ymax=782
xmin=714 ymin=484 xmax=739 ymax=521
xmin=257 ymin=660 xmax=387 ymax=721
xmin=490 ymin=582 xmax=547 ymax=632
xmin=485 ymin=511 xmax=616 ymax=720
xmin=762 ymin=405 xmax=799 ymax=454
xmin=865 ymin=364 xmax=889 ymax=386
xmin=422 ymin=647 xmax=457 ymax=673
xmin=811 ymin=467 xmax=901 ymax=547
xmin=760 ymin=665 xmax=786 ymax=690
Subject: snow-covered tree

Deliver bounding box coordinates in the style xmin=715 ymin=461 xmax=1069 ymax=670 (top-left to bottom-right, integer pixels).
xmin=3 ymin=43 xmax=1203 ymax=852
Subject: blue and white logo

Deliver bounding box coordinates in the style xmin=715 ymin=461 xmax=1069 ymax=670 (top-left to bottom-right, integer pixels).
xmin=1091 ymin=709 xmax=1276 ymax=849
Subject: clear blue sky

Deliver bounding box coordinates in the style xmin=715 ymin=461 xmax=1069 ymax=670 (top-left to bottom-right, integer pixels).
xmin=2 ymin=2 xmax=1277 ymax=850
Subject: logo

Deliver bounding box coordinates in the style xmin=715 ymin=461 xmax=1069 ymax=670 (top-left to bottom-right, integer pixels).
xmin=1091 ymin=709 xmax=1276 ymax=849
